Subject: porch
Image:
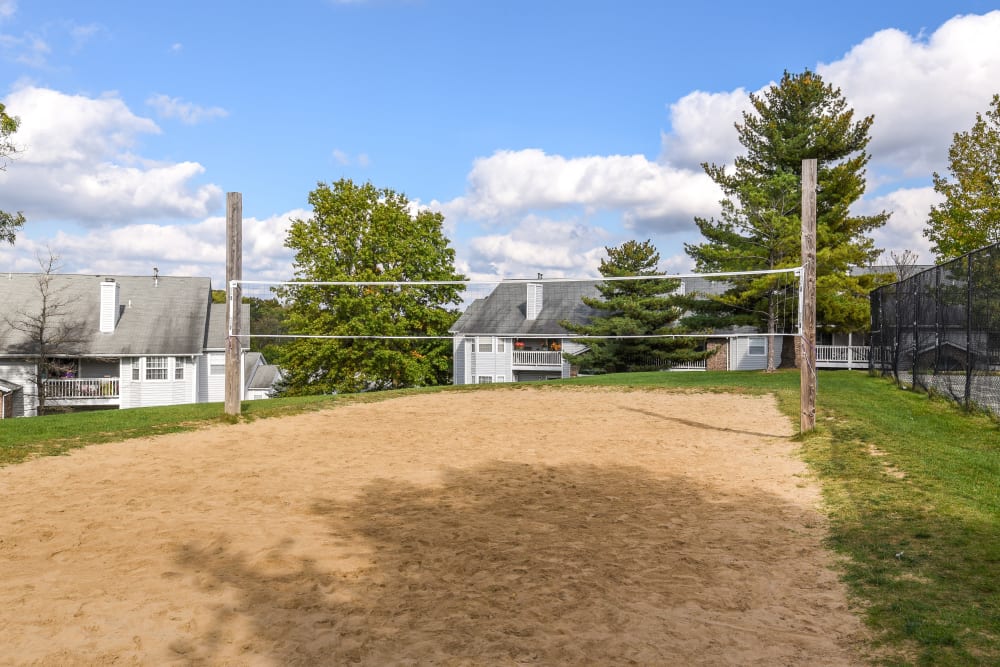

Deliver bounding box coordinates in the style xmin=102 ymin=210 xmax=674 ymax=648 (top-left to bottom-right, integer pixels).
xmin=815 ymin=345 xmax=870 ymax=370
xmin=44 ymin=377 xmax=121 ymax=407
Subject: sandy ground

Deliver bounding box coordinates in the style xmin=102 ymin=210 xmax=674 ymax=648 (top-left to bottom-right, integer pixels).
xmin=0 ymin=387 xmax=864 ymax=665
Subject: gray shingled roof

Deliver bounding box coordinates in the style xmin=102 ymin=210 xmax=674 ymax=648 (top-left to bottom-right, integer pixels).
xmin=451 ymin=280 xmax=603 ymax=336
xmin=205 ymin=302 xmax=250 ymax=350
xmin=0 ymin=274 xmax=212 ymax=357
xmin=248 ymin=364 xmax=281 ymax=390
xmin=449 ymin=277 xmax=742 ymax=336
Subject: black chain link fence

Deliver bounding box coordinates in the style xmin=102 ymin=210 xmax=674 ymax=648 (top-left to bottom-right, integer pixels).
xmin=870 ymin=242 xmax=1000 ymax=417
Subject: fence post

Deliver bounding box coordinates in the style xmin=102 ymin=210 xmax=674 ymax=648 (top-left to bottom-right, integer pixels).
xmin=912 ymin=279 xmax=919 ymax=388
xmin=965 ymin=256 xmax=973 ymax=409
xmin=933 ymin=267 xmax=941 ymax=377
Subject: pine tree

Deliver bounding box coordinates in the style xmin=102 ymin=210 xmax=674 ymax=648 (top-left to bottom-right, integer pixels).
xmin=562 ymin=240 xmax=705 ymax=373
xmin=685 ymin=70 xmax=888 ymax=368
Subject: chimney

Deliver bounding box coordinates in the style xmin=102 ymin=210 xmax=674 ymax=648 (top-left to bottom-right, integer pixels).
xmin=100 ymin=278 xmax=120 ymax=333
xmin=526 ymin=282 xmax=543 ymax=321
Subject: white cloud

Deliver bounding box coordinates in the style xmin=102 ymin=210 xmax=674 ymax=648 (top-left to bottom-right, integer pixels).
xmin=146 ymin=93 xmax=228 ymax=125
xmin=463 ymin=215 xmax=609 ymax=279
xmin=819 ymin=11 xmax=1000 ymax=178
xmin=170 ymin=42 xmax=183 ymax=53
xmin=0 ymin=85 xmax=222 ymax=223
xmin=441 ymin=148 xmax=721 ymax=234
xmin=858 ymin=187 xmax=940 ymax=264
xmin=0 ymin=0 xmax=16 ymax=20
xmin=660 ymin=88 xmax=752 ymax=170
xmin=0 ymin=32 xmax=50 ymax=67
xmin=0 ymin=209 xmax=305 ymax=284
xmin=331 ymin=148 xmax=370 ymax=167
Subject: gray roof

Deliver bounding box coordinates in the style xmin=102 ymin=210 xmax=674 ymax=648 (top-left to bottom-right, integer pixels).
xmin=449 ymin=277 xmax=742 ymax=337
xmin=248 ymin=364 xmax=282 ymax=390
xmin=451 ymin=280 xmax=602 ymax=336
xmin=205 ymin=302 xmax=250 ymax=350
xmin=0 ymin=273 xmax=212 ymax=357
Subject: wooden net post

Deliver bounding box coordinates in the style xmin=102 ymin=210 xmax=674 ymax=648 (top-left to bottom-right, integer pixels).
xmin=225 ymin=192 xmax=243 ymax=417
xmin=800 ymin=160 xmax=817 ymax=432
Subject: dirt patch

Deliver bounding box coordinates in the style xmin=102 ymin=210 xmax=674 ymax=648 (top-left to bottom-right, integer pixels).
xmin=0 ymin=387 xmax=864 ymax=665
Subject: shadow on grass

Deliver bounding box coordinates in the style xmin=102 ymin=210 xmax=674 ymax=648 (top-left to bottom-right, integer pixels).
xmin=173 ymin=461 xmax=858 ymax=665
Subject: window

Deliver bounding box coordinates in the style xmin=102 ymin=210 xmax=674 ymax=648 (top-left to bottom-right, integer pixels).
xmin=477 ymin=376 xmax=493 ymax=384
xmin=209 ymin=354 xmax=225 ymax=376
xmin=496 ymin=375 xmax=506 ymax=383
xmin=174 ymin=357 xmax=185 ymax=380
xmin=477 ymin=337 xmax=493 ymax=353
xmin=146 ymin=356 xmax=168 ymax=380
xmin=497 ymin=338 xmax=506 ymax=353
xmin=748 ymin=337 xmax=766 ymax=356
xmin=131 ymin=359 xmax=140 ymax=381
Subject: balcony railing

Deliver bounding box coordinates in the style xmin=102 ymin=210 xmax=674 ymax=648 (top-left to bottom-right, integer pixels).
xmin=512 ymin=350 xmax=564 ymax=367
xmin=44 ymin=377 xmax=120 ymax=400
xmin=816 ymin=345 xmax=869 ymax=369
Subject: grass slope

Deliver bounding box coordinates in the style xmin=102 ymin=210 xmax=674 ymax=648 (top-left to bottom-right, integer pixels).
xmin=1 ymin=371 xmax=997 ymax=664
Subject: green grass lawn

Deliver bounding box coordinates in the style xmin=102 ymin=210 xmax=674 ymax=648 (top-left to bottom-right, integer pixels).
xmin=1 ymin=371 xmax=997 ymax=665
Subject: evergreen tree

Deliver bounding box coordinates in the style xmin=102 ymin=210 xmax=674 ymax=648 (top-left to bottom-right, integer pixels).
xmin=685 ymin=70 xmax=888 ymax=368
xmin=280 ymin=179 xmax=464 ymax=394
xmin=562 ymin=240 xmax=705 ymax=372
xmin=924 ymin=93 xmax=1000 ymax=260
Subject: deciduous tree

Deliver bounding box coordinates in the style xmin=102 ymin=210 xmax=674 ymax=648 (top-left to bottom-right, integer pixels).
xmin=2 ymin=251 xmax=85 ymax=415
xmin=280 ymin=179 xmax=464 ymax=394
xmin=924 ymin=94 xmax=1000 ymax=260
xmin=1 ymin=103 xmax=25 ymax=245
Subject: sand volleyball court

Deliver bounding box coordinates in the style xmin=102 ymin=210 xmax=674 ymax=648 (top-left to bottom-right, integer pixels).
xmin=0 ymin=387 xmax=864 ymax=665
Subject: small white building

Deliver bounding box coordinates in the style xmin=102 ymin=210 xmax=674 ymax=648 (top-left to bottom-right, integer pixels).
xmin=0 ymin=272 xmax=273 ymax=418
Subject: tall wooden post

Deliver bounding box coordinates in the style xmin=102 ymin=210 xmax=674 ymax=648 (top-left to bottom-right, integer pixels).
xmin=225 ymin=192 xmax=243 ymax=417
xmin=800 ymin=159 xmax=817 ymax=432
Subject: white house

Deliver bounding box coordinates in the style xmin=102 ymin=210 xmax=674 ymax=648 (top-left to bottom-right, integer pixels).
xmin=0 ymin=272 xmax=270 ymax=418
xmin=450 ymin=280 xmax=595 ymax=384
xmin=449 ymin=278 xmax=796 ymax=385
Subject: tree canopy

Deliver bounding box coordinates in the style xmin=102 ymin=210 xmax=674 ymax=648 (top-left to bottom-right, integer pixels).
xmin=685 ymin=70 xmax=888 ymax=355
xmin=1 ymin=103 xmax=25 ymax=245
xmin=924 ymin=93 xmax=1000 ymax=260
xmin=561 ymin=240 xmax=705 ymax=373
xmin=278 ymin=179 xmax=464 ymax=394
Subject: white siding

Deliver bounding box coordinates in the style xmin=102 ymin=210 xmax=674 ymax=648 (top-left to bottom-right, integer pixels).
xmin=201 ymin=353 xmax=226 ymax=403
xmin=469 ymin=336 xmax=512 ymax=383
xmin=0 ymin=360 xmax=36 ymax=417
xmin=119 ymin=356 xmax=197 ymax=409
xmin=731 ymin=336 xmax=784 ymax=371
xmin=452 ymin=337 xmax=468 ymax=385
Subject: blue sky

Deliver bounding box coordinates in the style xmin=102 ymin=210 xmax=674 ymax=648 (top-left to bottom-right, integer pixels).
xmin=1 ymin=1 xmax=999 ymax=284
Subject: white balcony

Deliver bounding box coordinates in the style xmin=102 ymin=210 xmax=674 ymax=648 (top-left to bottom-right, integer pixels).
xmin=512 ymin=350 xmax=564 ymax=368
